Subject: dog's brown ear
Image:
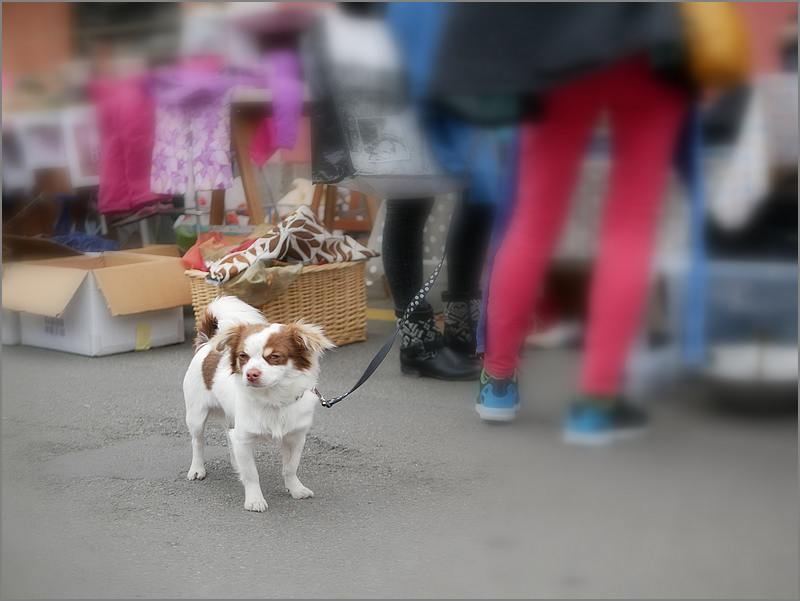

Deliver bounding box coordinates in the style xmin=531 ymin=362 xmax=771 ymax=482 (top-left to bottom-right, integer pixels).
xmin=289 ymin=320 xmax=336 ymax=355
xmin=215 ymin=324 xmax=245 ymax=353
xmin=217 ymin=324 xmax=248 ymax=373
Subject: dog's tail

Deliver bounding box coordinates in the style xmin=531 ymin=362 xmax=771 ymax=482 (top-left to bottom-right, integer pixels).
xmin=194 ymin=296 xmax=267 ymax=351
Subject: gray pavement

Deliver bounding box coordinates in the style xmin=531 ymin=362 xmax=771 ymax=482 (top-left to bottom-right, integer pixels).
xmin=1 ymin=318 xmax=798 ymax=599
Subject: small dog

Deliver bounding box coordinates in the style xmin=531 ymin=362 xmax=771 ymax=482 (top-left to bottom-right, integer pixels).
xmin=183 ymin=296 xmax=334 ymax=511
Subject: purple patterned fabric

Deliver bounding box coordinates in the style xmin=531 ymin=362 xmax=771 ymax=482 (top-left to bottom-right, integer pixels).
xmin=150 ymin=67 xmax=233 ymax=194
xmin=149 ymin=56 xmax=303 ymax=194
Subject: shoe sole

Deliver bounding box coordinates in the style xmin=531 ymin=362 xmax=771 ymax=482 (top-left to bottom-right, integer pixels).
xmin=401 ymin=366 xmax=480 ymax=381
xmin=562 ymin=425 xmax=649 ymax=446
xmin=475 ymin=403 xmax=519 ymax=422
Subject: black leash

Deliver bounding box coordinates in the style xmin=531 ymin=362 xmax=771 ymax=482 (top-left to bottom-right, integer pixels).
xmin=316 ymin=254 xmax=446 ymax=408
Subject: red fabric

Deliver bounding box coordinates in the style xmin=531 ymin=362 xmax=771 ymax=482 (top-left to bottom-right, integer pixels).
xmin=181 ymin=232 xmax=224 ymax=271
xmin=181 ymin=234 xmax=258 ymax=271
xmin=484 ymin=57 xmax=687 ymax=395
xmin=250 ymin=116 xmax=279 ymax=166
xmin=90 ymin=75 xmax=165 ymax=215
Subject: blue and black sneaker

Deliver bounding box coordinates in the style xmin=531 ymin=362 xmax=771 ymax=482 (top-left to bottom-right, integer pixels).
xmin=476 ymin=369 xmax=520 ymax=422
xmin=563 ymin=397 xmax=649 ymax=445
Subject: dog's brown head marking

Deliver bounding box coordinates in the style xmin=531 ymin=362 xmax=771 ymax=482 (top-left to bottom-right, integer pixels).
xmin=216 ymin=323 xmax=268 ymax=373
xmin=262 ymin=322 xmax=335 ymax=371
xmin=215 ymin=321 xmax=334 ymax=374
xmin=262 ymin=325 xmax=313 ymax=371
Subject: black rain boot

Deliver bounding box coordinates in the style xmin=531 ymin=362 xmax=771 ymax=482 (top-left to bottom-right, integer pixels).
xmin=442 ymin=293 xmax=482 ymax=371
xmin=398 ymin=308 xmax=481 ymax=381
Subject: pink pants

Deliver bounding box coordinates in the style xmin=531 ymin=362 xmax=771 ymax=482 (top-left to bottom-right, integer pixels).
xmin=485 ymin=57 xmax=687 ymax=396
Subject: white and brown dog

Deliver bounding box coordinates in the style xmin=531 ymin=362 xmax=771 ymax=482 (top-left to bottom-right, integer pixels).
xmin=183 ymin=296 xmax=334 ymax=512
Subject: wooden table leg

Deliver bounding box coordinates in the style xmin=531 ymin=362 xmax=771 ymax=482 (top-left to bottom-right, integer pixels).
xmin=365 ymin=196 xmax=380 ymax=228
xmin=349 ymin=190 xmax=365 ymax=213
xmin=209 ymin=189 xmax=225 ymax=226
xmin=323 ymin=184 xmax=338 ymax=231
xmin=311 ymin=183 xmax=325 ymax=220
xmin=231 ymin=110 xmax=265 ymax=225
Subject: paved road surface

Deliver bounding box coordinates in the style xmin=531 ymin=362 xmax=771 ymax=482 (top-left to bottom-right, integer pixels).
xmin=2 ymin=319 xmax=797 ymax=598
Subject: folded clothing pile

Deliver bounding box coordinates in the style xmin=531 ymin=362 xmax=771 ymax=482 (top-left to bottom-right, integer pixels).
xmin=205 ymin=205 xmax=378 ymax=284
xmin=181 ymin=225 xmax=273 ymax=272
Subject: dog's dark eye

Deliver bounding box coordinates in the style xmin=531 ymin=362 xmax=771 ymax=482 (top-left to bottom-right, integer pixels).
xmin=266 ymin=353 xmax=283 ymax=363
xmin=238 ymin=352 xmax=249 ymax=362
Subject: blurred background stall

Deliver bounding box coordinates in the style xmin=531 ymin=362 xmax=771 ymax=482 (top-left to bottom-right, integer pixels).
xmin=1 ymin=3 xmax=797 ymax=599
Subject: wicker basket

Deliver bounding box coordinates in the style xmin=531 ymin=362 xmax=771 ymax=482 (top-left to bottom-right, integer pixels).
xmin=186 ymin=261 xmax=367 ymax=347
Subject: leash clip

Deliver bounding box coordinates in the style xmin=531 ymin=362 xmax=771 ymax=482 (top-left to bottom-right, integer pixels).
xmin=313 ymin=388 xmax=332 ymax=408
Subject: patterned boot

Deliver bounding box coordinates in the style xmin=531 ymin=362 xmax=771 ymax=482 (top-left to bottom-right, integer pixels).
xmin=399 ymin=307 xmax=481 ymax=381
xmin=442 ymin=293 xmax=482 ymax=359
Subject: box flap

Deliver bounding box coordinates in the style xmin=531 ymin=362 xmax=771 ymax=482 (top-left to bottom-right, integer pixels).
xmin=2 ymin=263 xmax=88 ymax=317
xmin=21 ymin=255 xmax=111 ymax=270
xmin=92 ymin=255 xmax=192 ymax=316
xmin=2 ymin=234 xmax=83 ymax=263
xmin=126 ymin=244 xmax=181 ymax=258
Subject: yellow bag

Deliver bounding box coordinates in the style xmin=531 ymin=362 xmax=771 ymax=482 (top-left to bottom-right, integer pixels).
xmin=681 ymin=2 xmax=751 ymax=88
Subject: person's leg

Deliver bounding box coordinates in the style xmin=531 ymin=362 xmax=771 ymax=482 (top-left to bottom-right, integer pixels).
xmin=578 ymin=59 xmax=688 ymax=398
xmin=382 ymin=198 xmax=478 ymax=379
xmin=443 ymin=198 xmax=495 ymax=356
xmin=483 ymin=82 xmax=601 ymax=380
xmin=382 ymin=198 xmax=436 ymax=354
xmin=382 ymin=198 xmax=434 ymax=313
xmin=446 ymin=198 xmax=494 ymax=299
xmin=478 ymin=77 xmax=602 ymax=421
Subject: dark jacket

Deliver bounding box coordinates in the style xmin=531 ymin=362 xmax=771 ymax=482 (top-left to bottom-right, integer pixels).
xmin=429 ymin=3 xmax=686 ymax=121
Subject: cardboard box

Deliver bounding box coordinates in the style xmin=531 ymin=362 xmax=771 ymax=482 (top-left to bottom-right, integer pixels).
xmin=124 ymin=245 xmax=192 ymax=298
xmin=2 ymin=234 xmax=82 ymax=263
xmin=127 ymin=244 xmax=182 ymax=258
xmin=2 ymin=309 xmax=21 ymax=345
xmin=2 ymin=252 xmax=192 ymax=356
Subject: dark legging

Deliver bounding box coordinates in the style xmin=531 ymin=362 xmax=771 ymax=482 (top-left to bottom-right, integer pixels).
xmin=382 ymin=198 xmax=494 ymax=314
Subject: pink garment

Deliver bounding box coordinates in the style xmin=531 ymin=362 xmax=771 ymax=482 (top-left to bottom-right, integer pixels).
xmin=250 ymin=116 xmax=279 ymax=166
xmin=484 ymin=57 xmax=687 ymax=396
xmin=180 ymin=55 xmax=225 ymax=72
xmin=90 ymin=76 xmax=165 ymax=214
xmin=249 ymin=51 xmax=304 ymax=166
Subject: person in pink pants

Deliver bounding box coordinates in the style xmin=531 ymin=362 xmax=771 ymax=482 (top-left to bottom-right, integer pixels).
xmin=477 ymin=56 xmax=688 ymax=441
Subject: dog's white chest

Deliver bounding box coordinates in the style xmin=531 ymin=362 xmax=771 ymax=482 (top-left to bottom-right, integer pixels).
xmin=238 ymin=392 xmax=315 ymax=442
xmin=259 ymin=406 xmax=289 ymax=441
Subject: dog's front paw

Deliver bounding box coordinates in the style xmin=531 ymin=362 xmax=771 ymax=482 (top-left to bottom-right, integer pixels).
xmin=186 ymin=466 xmax=206 ymax=480
xmin=288 ymin=484 xmax=314 ymax=499
xmin=244 ymin=496 xmax=269 ymax=512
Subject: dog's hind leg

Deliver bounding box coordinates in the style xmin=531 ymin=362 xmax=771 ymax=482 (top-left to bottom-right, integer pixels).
xmin=226 ymin=428 xmax=237 ymax=472
xmin=185 ymin=403 xmax=209 ymax=480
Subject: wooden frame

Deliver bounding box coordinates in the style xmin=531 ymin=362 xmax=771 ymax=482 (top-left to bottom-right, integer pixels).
xmin=207 ymin=97 xmax=379 ymax=237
